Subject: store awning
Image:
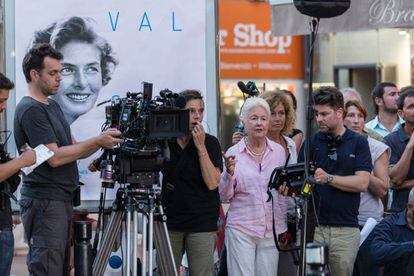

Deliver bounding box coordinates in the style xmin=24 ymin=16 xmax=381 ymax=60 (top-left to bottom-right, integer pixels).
xmin=270 ymin=0 xmax=414 ymax=36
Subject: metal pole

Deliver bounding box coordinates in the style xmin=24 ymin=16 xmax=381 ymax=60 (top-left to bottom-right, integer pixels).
xmin=148 ymin=199 xmax=154 ymax=276
xmin=141 ymin=212 xmax=147 ymax=276
xmin=300 ymin=17 xmax=319 ymax=276
xmin=126 ymin=206 xmax=132 ymax=275
xmin=133 ymin=209 xmax=138 ymax=276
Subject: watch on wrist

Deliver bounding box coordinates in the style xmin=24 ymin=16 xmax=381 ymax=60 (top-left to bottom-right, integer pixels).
xmin=327 ymin=174 xmax=334 ymax=184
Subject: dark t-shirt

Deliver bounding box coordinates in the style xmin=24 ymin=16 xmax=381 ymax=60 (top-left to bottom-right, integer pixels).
xmin=0 ymin=197 xmax=12 ymax=229
xmin=299 ymin=129 xmax=372 ymax=227
xmin=384 ymin=126 xmax=414 ymax=212
xmin=14 ymin=97 xmax=78 ymax=201
xmin=161 ymin=134 xmax=223 ymax=232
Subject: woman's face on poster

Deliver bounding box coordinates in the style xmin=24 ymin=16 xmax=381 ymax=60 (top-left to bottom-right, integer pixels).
xmin=52 ymin=41 xmax=103 ymax=123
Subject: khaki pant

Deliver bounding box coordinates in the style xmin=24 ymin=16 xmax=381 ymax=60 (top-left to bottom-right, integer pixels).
xmin=168 ymin=230 xmax=217 ymax=276
xmin=314 ymin=226 xmax=360 ymax=276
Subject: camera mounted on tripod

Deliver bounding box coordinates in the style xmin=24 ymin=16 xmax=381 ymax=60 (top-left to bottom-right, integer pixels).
xmin=96 ymin=82 xmax=189 ymax=189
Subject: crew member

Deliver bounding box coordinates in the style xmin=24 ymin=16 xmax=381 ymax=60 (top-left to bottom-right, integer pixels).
xmin=298 ymin=86 xmax=372 ymax=276
xmin=14 ymin=43 xmax=122 ymax=275
xmin=0 ymin=72 xmax=36 ymax=276
xmin=161 ymin=89 xmax=223 ymax=276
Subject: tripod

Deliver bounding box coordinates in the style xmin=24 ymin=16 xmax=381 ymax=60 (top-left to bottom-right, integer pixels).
xmin=92 ymin=186 xmax=177 ymax=276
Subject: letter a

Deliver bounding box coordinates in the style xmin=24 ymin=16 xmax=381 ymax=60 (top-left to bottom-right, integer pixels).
xmin=139 ymin=12 xmax=153 ymax=31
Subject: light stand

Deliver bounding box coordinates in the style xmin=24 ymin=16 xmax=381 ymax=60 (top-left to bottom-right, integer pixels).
xmin=299 ymin=17 xmax=320 ymax=276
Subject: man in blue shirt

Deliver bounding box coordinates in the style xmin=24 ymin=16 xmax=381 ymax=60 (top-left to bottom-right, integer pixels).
xmin=385 ymin=87 xmax=414 ymax=212
xmin=298 ymin=86 xmax=372 ymax=276
xmin=370 ymin=187 xmax=414 ymax=275
xmin=365 ymin=82 xmax=402 ymax=138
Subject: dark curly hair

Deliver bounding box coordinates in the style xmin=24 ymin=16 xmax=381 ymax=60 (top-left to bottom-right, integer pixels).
xmin=22 ymin=43 xmax=63 ymax=83
xmin=29 ymin=16 xmax=118 ymax=86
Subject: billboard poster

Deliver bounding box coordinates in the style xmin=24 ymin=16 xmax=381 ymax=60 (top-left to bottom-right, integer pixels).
xmin=15 ymin=0 xmax=207 ymax=200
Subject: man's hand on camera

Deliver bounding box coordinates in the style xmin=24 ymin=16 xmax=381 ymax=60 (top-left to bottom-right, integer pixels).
xmin=232 ymin=131 xmax=244 ymax=144
xmin=97 ymin=129 xmax=123 ymax=149
xmin=18 ymin=148 xmax=36 ymax=167
xmin=192 ymin=122 xmax=206 ymax=151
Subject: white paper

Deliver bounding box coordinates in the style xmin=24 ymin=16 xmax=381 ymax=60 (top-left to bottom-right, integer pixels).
xmin=360 ymin=217 xmax=378 ymax=246
xmin=21 ymin=144 xmax=55 ymax=175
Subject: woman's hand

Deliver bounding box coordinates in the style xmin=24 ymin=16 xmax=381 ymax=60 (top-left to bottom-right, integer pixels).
xmin=223 ymin=151 xmax=236 ymax=176
xmin=232 ymin=131 xmax=244 ymax=145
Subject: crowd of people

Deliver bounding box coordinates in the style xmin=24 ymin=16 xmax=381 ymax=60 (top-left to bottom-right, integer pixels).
xmin=0 ymin=42 xmax=414 ymax=276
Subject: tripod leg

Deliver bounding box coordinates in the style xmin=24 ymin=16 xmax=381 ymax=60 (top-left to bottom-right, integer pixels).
xmin=153 ymin=205 xmax=178 ymax=276
xmin=141 ymin=213 xmax=148 ymax=276
xmin=148 ymin=210 xmax=154 ymax=276
xmin=92 ymin=209 xmax=124 ymax=276
xmin=127 ymin=207 xmax=133 ymax=276
xmin=133 ymin=210 xmax=138 ymax=276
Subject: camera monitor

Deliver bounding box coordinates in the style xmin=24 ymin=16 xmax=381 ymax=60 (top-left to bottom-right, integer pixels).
xmin=148 ymin=109 xmax=189 ymax=138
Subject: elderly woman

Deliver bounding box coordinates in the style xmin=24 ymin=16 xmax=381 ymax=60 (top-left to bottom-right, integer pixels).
xmin=233 ymin=90 xmax=297 ymax=164
xmin=30 ymin=16 xmax=118 ymax=124
xmin=220 ymin=97 xmax=287 ymax=275
xmin=344 ymin=100 xmax=389 ymax=276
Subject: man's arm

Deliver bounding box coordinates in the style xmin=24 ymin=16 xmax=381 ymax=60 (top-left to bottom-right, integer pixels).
xmin=390 ymin=179 xmax=414 ymax=190
xmin=46 ymin=129 xmax=122 ymax=168
xmin=314 ymin=168 xmax=370 ymax=192
xmin=0 ymin=150 xmax=36 ymax=182
xmin=371 ymin=218 xmax=414 ymax=264
xmin=389 ymin=133 xmax=414 ymax=186
xmin=368 ymin=151 xmax=389 ymax=199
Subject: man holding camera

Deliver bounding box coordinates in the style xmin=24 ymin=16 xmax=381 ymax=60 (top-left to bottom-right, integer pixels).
xmin=13 ymin=44 xmax=122 ymax=275
xmin=161 ymin=90 xmax=223 ymax=276
xmin=0 ymin=72 xmax=36 ymax=276
xmin=298 ymin=87 xmax=372 ymax=276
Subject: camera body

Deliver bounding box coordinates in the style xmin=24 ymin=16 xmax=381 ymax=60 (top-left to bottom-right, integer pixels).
xmin=0 ymin=143 xmax=20 ymax=209
xmin=99 ymin=82 xmax=189 ymax=188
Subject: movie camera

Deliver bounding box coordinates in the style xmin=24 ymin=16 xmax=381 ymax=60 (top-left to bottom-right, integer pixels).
xmin=95 ymin=82 xmax=189 ymax=188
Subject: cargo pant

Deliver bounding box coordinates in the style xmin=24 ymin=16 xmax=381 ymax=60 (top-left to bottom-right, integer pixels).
xmin=20 ymin=198 xmax=73 ymax=276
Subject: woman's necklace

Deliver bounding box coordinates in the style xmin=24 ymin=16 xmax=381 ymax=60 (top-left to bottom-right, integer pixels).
xmin=244 ymin=137 xmax=266 ymax=156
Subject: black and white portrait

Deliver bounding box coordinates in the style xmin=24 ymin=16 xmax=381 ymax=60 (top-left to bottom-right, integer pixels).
xmin=29 ymin=17 xmax=118 ymax=125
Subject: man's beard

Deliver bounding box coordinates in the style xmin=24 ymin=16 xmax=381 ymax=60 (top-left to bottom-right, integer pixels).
xmin=383 ymin=105 xmax=398 ymax=114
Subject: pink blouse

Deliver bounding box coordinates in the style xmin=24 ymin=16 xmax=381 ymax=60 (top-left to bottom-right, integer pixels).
xmin=220 ymin=138 xmax=288 ymax=238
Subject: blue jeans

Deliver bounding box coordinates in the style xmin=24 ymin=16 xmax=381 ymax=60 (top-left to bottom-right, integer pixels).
xmin=0 ymin=229 xmax=14 ymax=276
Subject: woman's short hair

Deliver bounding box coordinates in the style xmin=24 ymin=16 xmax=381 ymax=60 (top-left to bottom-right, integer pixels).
xmin=260 ymin=90 xmax=296 ymax=136
xmin=30 ymin=16 xmax=118 ymax=86
xmin=240 ymin=97 xmax=270 ymax=121
xmin=345 ymin=100 xmax=368 ymax=120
